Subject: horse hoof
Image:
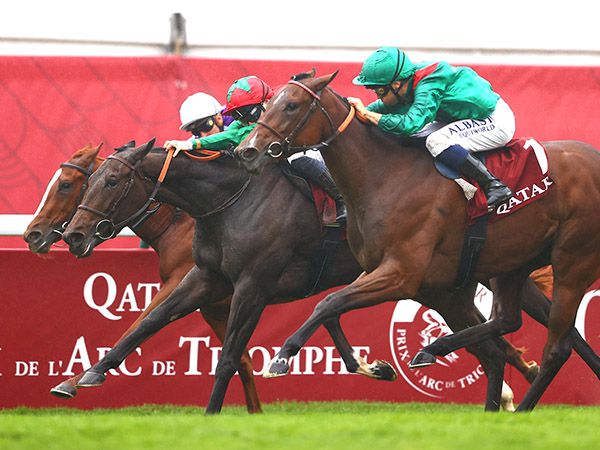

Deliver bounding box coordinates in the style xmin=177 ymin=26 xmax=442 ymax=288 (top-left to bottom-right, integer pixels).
xmin=371 ymin=360 xmax=398 ymax=381
xmin=409 ymin=351 xmax=436 ymax=368
xmin=263 ymin=357 xmax=289 ymax=378
xmin=50 ymin=382 xmax=77 ymax=399
xmin=77 ymin=371 xmax=106 ymax=387
xmin=357 ymin=359 xmax=398 ymax=381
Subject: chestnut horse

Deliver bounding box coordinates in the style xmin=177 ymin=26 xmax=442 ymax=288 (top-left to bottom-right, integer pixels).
xmin=62 ymin=141 xmax=590 ymax=413
xmin=23 ymin=143 xmax=261 ymax=413
xmin=235 ymin=72 xmax=600 ymax=411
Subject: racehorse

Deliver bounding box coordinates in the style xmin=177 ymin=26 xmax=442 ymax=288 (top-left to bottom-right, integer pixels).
xmin=62 ymin=140 xmax=591 ymax=413
xmin=235 ymin=72 xmax=600 ymax=411
xmin=23 ymin=143 xmax=261 ymax=413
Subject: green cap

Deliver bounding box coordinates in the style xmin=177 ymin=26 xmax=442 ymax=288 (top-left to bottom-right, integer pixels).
xmin=352 ymin=47 xmax=415 ymax=86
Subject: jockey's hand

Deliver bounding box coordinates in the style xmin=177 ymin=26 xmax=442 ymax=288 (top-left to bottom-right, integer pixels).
xmin=347 ymin=97 xmax=369 ymax=124
xmin=163 ymin=139 xmax=193 ymax=157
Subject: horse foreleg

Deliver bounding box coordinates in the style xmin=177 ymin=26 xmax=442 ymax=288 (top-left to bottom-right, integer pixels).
xmin=76 ymin=266 xmax=229 ymax=388
xmin=521 ymin=277 xmax=600 ymax=379
xmin=50 ymin=273 xmax=183 ymax=399
xmin=265 ymin=265 xmax=408 ymax=378
xmin=410 ymin=270 xmax=529 ymax=369
xmin=205 ymin=289 xmax=265 ymax=415
xmin=200 ymin=300 xmax=262 ymax=414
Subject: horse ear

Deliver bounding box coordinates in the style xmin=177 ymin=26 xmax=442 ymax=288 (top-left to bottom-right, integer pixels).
xmin=132 ymin=138 xmax=156 ymax=161
xmin=291 ymin=68 xmax=316 ymax=81
xmin=91 ymin=142 xmax=103 ymax=158
xmin=313 ymin=70 xmax=339 ymax=92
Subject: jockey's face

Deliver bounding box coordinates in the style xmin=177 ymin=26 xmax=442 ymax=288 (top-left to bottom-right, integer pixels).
xmin=380 ymin=79 xmax=410 ymax=106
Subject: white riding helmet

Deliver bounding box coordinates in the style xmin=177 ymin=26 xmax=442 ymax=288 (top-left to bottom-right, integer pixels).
xmin=179 ymin=92 xmax=224 ymax=130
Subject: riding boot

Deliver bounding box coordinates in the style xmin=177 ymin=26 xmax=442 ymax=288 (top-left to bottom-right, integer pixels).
xmin=289 ymin=156 xmax=347 ymax=224
xmin=459 ymin=153 xmax=513 ymax=212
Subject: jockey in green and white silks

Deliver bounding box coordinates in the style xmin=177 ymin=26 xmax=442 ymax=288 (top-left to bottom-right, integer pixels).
xmin=349 ymin=46 xmax=514 ymax=212
xmin=164 ymin=76 xmax=347 ymax=223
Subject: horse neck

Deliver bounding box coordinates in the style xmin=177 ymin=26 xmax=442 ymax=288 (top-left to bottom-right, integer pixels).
xmin=131 ymin=203 xmax=182 ymax=253
xmin=143 ymin=152 xmax=253 ymax=219
xmin=325 ymin=124 xmax=422 ymax=200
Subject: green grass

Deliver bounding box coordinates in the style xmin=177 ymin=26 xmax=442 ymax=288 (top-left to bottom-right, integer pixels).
xmin=1 ymin=402 xmax=599 ymax=450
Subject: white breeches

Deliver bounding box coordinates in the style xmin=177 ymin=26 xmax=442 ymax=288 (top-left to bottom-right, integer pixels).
xmin=287 ymin=149 xmax=324 ymax=163
xmin=424 ymin=98 xmax=516 ymax=156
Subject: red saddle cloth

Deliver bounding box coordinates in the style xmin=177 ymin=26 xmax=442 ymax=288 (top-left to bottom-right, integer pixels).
xmin=466 ymin=137 xmax=554 ymax=224
xmin=309 ymin=183 xmax=344 ymax=233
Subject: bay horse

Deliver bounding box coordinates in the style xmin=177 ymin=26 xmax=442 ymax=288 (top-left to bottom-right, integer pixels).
xmin=62 ymin=140 xmax=589 ymax=413
xmin=235 ymin=72 xmax=600 ymax=411
xmin=23 ymin=143 xmax=261 ymax=413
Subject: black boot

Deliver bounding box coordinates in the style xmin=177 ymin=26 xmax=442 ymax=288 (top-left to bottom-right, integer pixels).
xmin=459 ymin=153 xmax=513 ymax=212
xmin=289 ymin=156 xmax=347 ymax=225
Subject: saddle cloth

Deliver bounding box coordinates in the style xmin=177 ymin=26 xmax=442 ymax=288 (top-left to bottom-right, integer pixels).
xmin=466 ymin=137 xmax=554 ymax=224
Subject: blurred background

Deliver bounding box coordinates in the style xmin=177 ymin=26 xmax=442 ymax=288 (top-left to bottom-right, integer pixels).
xmin=2 ymin=0 xmax=600 ymax=246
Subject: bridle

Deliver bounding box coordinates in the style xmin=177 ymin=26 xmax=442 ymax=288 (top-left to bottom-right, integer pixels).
xmin=75 ymin=149 xmax=251 ymax=240
xmin=256 ymin=79 xmax=355 ymax=159
xmin=76 ymin=152 xmax=172 ymax=240
xmin=51 ymin=160 xmax=97 ymax=237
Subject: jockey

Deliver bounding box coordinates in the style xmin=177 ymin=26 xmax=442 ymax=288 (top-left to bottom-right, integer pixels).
xmin=349 ymin=47 xmax=514 ymax=212
xmin=164 ymin=75 xmax=347 ymax=224
xmin=177 ymin=92 xmax=231 ymax=137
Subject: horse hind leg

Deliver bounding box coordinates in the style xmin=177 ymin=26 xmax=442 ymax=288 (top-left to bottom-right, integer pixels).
xmin=517 ymin=280 xmax=592 ymax=411
xmin=323 ymin=318 xmax=397 ymax=382
xmin=521 ymin=277 xmax=600 ymax=379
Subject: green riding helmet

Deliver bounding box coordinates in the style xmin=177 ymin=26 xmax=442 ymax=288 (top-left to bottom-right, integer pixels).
xmin=352 ymin=47 xmax=415 ymax=86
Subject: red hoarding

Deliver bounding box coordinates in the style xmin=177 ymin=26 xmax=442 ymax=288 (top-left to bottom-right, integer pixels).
xmin=1 ymin=249 xmax=598 ymax=409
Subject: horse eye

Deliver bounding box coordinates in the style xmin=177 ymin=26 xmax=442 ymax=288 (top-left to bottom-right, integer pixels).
xmin=59 ymin=181 xmax=72 ymax=190
xmin=285 ymin=103 xmax=299 ymax=112
xmin=107 ymin=178 xmax=118 ymax=187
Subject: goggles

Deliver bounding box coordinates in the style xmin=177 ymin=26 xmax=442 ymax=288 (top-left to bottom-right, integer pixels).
xmin=367 ymin=85 xmax=391 ymax=98
xmin=185 ymin=117 xmax=216 ymax=136
xmin=231 ymin=104 xmax=264 ymax=123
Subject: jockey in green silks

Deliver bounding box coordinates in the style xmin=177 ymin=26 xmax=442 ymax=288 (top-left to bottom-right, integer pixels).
xmin=164 ymin=76 xmax=347 ymax=224
xmin=349 ymin=47 xmax=514 ymax=212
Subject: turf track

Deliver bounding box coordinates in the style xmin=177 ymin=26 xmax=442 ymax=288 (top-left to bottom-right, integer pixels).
xmin=1 ymin=402 xmax=599 ymax=450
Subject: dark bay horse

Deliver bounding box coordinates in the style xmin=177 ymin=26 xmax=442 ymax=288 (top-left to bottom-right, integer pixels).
xmin=62 ymin=140 xmax=588 ymax=413
xmin=235 ymin=72 xmax=600 ymax=411
xmin=23 ymin=143 xmax=261 ymax=413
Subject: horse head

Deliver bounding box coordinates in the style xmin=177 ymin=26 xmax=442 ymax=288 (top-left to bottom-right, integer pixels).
xmin=235 ymin=71 xmax=346 ymax=173
xmin=23 ymin=143 xmax=103 ymax=253
xmin=62 ymin=139 xmax=155 ymax=257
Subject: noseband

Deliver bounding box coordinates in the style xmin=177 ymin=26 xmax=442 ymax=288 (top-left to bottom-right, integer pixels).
xmin=76 ymin=153 xmax=168 ymax=240
xmin=256 ymin=80 xmax=355 ymax=158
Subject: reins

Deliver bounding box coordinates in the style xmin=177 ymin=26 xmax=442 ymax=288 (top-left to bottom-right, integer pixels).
xmin=77 ymin=148 xmax=176 ymax=240
xmin=76 ymin=147 xmax=251 ymax=238
xmin=256 ymin=80 xmax=355 ymax=158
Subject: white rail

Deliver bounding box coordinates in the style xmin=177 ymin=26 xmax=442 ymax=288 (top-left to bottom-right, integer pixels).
xmin=0 ymin=215 xmax=135 ymax=237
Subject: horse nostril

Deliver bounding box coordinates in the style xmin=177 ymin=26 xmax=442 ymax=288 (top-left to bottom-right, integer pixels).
xmin=24 ymin=230 xmax=42 ymax=244
xmin=241 ymin=147 xmax=258 ymax=161
xmin=63 ymin=231 xmax=84 ymax=247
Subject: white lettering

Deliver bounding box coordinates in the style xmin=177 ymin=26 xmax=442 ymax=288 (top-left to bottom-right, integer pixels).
xmin=84 ymin=273 xmax=121 ymax=320
xmin=152 ymin=360 xmax=176 ymax=376
xmin=15 ymin=361 xmax=39 ymax=376
xmin=138 ymin=283 xmax=161 ymax=310
xmin=115 ymin=284 xmax=141 ymax=312
xmin=179 ymin=336 xmax=211 ymax=375
xmin=63 ymin=336 xmax=92 ymax=375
